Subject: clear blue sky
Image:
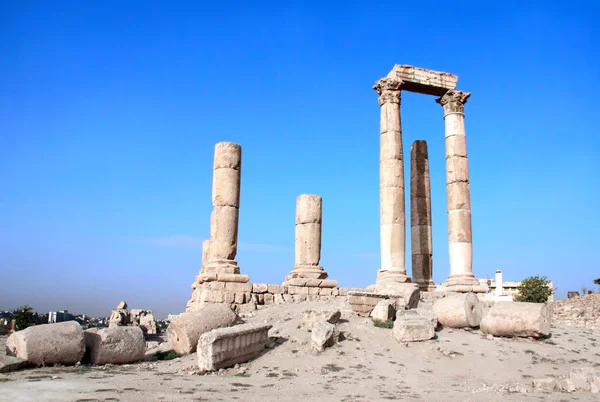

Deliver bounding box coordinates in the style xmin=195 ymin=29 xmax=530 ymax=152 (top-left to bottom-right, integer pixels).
xmin=1 ymin=1 xmax=598 ymax=318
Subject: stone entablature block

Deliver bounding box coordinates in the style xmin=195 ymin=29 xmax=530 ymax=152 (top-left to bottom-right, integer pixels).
xmin=197 ymin=323 xmax=272 ymax=371
xmin=386 ymin=64 xmax=458 ymax=96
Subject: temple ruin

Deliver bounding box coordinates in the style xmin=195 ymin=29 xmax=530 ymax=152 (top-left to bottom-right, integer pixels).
xmin=186 ymin=64 xmax=490 ymax=314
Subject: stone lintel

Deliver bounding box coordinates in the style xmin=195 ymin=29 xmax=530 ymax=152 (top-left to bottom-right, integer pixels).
xmin=387 ymin=64 xmax=458 ymax=96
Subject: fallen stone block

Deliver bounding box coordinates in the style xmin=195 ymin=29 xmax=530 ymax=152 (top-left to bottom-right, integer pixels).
xmin=0 ymin=354 xmax=29 ymax=373
xmin=480 ymin=301 xmax=550 ymax=339
xmin=167 ymin=304 xmax=239 ymax=355
xmin=392 ymin=310 xmax=435 ymax=342
xmin=348 ymin=291 xmax=388 ymax=316
xmin=557 ymin=378 xmax=576 ymax=393
xmin=6 ymin=321 xmax=85 ymax=366
xmin=197 ymin=323 xmax=271 ymax=371
xmin=569 ymin=367 xmax=597 ymax=392
xmin=84 ymin=326 xmax=145 ymax=365
xmin=366 ymin=282 xmax=420 ymax=309
xmin=416 ymin=309 xmax=439 ymax=331
xmin=311 ymin=321 xmax=336 ymax=351
xmin=532 ymin=378 xmax=557 ymax=392
xmin=300 ymin=309 xmax=341 ymax=331
xmin=433 ymin=292 xmax=482 ymax=329
xmin=371 ymin=299 xmax=396 ymax=322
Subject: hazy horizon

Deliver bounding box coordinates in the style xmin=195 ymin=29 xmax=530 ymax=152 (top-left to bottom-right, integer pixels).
xmin=2 ymin=2 xmax=599 ymax=319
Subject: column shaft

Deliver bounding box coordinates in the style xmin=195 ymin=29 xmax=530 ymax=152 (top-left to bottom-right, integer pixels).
xmin=373 ymin=78 xmax=409 ymax=283
xmin=436 ymin=90 xmax=485 ymax=292
xmin=410 ymin=140 xmax=436 ymax=291
xmin=288 ymin=194 xmax=327 ymax=280
xmin=204 ymin=142 xmax=242 ymax=275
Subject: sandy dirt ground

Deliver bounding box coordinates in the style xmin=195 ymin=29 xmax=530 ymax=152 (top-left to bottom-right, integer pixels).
xmin=2 ymin=299 xmax=599 ymax=401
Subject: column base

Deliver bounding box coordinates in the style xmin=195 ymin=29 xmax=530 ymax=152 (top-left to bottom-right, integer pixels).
xmin=376 ymin=269 xmax=411 ymax=284
xmin=441 ymin=276 xmax=489 ymax=293
xmin=415 ymin=280 xmax=437 ymax=292
xmin=286 ymin=265 xmax=328 ymax=280
xmin=199 ymin=259 xmax=249 ymax=283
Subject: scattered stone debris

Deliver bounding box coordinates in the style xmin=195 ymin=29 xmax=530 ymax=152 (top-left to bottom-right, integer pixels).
xmin=533 ymin=367 xmax=600 ymax=393
xmin=551 ymin=293 xmax=600 ymax=331
xmin=300 ymin=309 xmax=341 ymax=331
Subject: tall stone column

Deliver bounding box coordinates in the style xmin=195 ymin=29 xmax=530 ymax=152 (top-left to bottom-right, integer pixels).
xmin=410 ymin=140 xmax=436 ymax=291
xmin=373 ymin=78 xmax=409 ymax=283
xmin=286 ymin=194 xmax=328 ymax=280
xmin=203 ymin=142 xmax=245 ymax=280
xmin=436 ymin=90 xmax=486 ymax=292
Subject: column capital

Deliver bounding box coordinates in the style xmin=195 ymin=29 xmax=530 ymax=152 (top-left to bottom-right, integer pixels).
xmin=373 ymin=78 xmax=402 ymax=106
xmin=436 ymin=89 xmax=471 ymax=115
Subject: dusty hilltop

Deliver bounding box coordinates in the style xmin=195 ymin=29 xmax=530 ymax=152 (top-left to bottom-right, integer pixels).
xmin=1 ymin=294 xmax=600 ymax=402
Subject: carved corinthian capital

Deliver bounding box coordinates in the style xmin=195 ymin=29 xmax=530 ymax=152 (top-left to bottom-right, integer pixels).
xmin=436 ymin=90 xmax=471 ymax=115
xmin=373 ymin=78 xmax=402 ymax=106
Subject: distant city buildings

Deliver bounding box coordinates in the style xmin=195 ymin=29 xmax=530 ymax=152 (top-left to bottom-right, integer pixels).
xmin=485 ymin=270 xmax=554 ymax=302
xmin=48 ymin=310 xmax=75 ymax=323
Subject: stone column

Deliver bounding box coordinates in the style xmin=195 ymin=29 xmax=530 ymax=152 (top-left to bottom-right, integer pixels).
xmin=203 ymin=142 xmax=243 ymax=278
xmin=288 ymin=194 xmax=327 ymax=279
xmin=436 ymin=90 xmax=486 ymax=292
xmin=410 ymin=140 xmax=436 ymax=291
xmin=373 ymin=78 xmax=409 ymax=283
xmin=495 ymin=270 xmax=504 ymax=296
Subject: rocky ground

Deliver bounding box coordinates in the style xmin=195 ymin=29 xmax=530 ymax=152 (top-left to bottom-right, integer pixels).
xmin=2 ymin=297 xmax=600 ymax=401
xmin=551 ymin=293 xmax=600 ymax=331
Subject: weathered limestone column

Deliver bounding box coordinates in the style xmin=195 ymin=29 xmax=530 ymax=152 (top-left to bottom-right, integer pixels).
xmin=436 ymin=90 xmax=486 ymax=292
xmin=287 ymin=194 xmax=327 ymax=279
xmin=373 ymin=78 xmax=409 ymax=284
xmin=410 ymin=140 xmax=436 ymax=291
xmin=203 ymin=142 xmax=246 ymax=281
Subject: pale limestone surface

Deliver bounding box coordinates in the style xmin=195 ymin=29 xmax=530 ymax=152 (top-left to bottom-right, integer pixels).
xmin=197 ymin=323 xmax=271 ymax=371
xmin=6 ymin=321 xmax=84 ymax=366
xmin=433 ymin=293 xmax=482 ymax=328
xmin=84 ymin=326 xmax=145 ymax=365
xmin=481 ymin=302 xmax=551 ymax=338
xmin=393 ymin=310 xmax=435 ymax=342
xmin=373 ymin=77 xmax=408 ymax=284
xmin=410 ymin=140 xmax=436 ymax=291
xmin=386 ymin=64 xmax=458 ymax=96
xmin=167 ymin=304 xmax=238 ymax=355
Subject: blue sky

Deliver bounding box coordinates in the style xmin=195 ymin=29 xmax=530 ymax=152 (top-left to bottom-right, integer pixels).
xmin=1 ymin=1 xmax=599 ymax=318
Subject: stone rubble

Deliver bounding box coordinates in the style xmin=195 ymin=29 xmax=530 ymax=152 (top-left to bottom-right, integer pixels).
xmin=551 ymin=293 xmax=600 ymax=331
xmin=392 ymin=310 xmax=435 ymax=342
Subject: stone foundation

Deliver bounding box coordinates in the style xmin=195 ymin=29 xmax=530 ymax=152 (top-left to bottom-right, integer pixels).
xmin=189 ymin=283 xmax=350 ymax=313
